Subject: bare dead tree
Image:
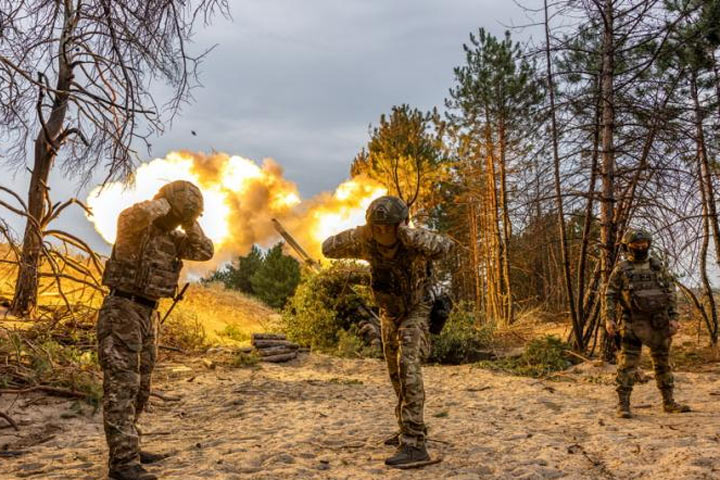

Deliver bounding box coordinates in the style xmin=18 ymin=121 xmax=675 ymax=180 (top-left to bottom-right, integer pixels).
xmin=0 ymin=0 xmax=230 ymax=316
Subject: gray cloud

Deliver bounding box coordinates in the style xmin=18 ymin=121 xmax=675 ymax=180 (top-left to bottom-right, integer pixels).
xmin=1 ymin=0 xmax=533 ymax=253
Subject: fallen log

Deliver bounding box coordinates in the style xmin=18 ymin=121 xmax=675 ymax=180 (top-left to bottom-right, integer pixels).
xmin=251 ymin=333 xmax=287 ymax=341
xmin=261 ymin=352 xmax=298 ymax=363
xmin=256 ymin=346 xmax=299 ymax=357
xmin=150 ymin=391 xmax=182 ymax=402
xmin=0 ymin=386 xmax=86 ymax=399
xmin=252 ymin=339 xmax=298 ymax=349
xmin=0 ymin=411 xmax=19 ymax=431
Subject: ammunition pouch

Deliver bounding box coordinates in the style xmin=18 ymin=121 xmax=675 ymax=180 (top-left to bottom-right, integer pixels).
xmin=627 ymin=288 xmax=672 ymax=314
xmin=429 ymin=293 xmax=452 ymax=335
xmin=102 ymin=257 xmax=181 ymax=300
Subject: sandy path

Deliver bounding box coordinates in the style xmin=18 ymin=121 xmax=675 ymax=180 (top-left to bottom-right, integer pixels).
xmin=2 ymin=354 xmax=719 ymax=480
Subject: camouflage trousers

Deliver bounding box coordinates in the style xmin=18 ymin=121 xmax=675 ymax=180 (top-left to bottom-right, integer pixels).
xmin=97 ymin=295 xmax=158 ymax=469
xmin=381 ymin=302 xmax=431 ymax=448
xmin=616 ymin=316 xmax=673 ymax=394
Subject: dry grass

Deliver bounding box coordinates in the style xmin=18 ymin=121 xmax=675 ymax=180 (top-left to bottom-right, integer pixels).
xmin=160 ymin=282 xmax=279 ymax=345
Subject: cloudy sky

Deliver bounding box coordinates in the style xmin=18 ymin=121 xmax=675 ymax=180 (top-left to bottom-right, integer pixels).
xmin=1 ymin=0 xmax=536 ymax=252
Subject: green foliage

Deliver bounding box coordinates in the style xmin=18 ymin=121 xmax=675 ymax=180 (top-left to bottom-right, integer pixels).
xmin=204 ymin=243 xmax=301 ymax=309
xmin=282 ymin=261 xmax=374 ymax=352
xmin=428 ymin=303 xmax=495 ymax=364
xmin=162 ymin=311 xmax=208 ymax=352
xmin=228 ymin=350 xmax=260 ymax=368
xmin=351 ymin=103 xmax=447 ymax=213
xmin=0 ymin=328 xmax=102 ymax=407
xmin=204 ymin=245 xmax=263 ymax=294
xmin=219 ymin=324 xmax=250 ymax=343
xmin=251 ymin=243 xmax=301 ymax=309
xmin=478 ymin=335 xmax=576 ymax=378
xmin=335 ymin=327 xmax=380 ymax=359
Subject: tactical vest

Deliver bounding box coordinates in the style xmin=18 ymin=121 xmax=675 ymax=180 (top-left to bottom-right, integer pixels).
xmin=368 ymin=242 xmax=431 ymax=318
xmin=102 ymin=225 xmax=183 ymax=300
xmin=619 ymin=258 xmax=673 ymax=315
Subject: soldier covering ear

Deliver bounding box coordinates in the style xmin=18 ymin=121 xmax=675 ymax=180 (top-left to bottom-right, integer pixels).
xmin=322 ymin=195 xmax=453 ymax=469
xmin=98 ymin=180 xmax=213 ymax=480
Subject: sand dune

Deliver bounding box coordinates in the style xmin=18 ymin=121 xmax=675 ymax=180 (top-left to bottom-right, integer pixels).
xmin=2 ymin=354 xmax=719 ymax=479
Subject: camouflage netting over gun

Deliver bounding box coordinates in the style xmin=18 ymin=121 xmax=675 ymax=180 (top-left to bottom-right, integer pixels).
xmin=282 ymin=261 xmax=381 ymax=354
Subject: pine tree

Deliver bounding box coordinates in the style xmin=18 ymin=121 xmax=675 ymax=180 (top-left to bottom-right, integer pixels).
xmin=250 ymin=243 xmax=301 ymax=309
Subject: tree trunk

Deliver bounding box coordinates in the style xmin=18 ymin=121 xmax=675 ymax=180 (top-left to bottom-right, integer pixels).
xmin=577 ymin=76 xmax=601 ymax=332
xmin=544 ymin=0 xmax=582 ymax=350
xmin=498 ymin=116 xmax=514 ymax=323
xmin=692 ymin=71 xmax=719 ymax=345
xmin=599 ymin=0 xmax=617 ymax=361
xmin=11 ymin=4 xmax=76 ymax=317
xmin=468 ymin=201 xmax=482 ymax=316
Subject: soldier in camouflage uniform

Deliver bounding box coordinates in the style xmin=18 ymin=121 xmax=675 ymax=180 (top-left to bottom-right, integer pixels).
xmin=98 ymin=181 xmax=214 ymax=480
xmin=604 ymin=228 xmax=690 ymax=419
xmin=322 ymin=196 xmax=453 ymax=468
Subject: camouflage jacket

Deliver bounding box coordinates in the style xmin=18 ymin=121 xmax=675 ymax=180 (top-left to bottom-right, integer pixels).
xmin=322 ymin=225 xmax=453 ymax=318
xmin=102 ymin=198 xmax=214 ymax=300
xmin=604 ymin=255 xmax=678 ymax=325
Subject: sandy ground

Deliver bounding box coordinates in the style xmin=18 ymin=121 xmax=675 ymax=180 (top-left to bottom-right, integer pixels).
xmin=1 ymin=353 xmax=720 ymax=480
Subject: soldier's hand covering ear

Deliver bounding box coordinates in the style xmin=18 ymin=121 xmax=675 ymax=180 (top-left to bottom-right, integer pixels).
xmin=669 ymin=319 xmax=679 ymax=336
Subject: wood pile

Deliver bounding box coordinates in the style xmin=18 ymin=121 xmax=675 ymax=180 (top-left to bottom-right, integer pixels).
xmin=251 ymin=333 xmax=302 ymax=362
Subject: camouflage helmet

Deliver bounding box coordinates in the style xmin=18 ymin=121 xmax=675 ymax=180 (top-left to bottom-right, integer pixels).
xmin=621 ymin=228 xmax=652 ymax=246
xmin=156 ymin=180 xmax=204 ymax=221
xmin=366 ymin=195 xmax=409 ymax=225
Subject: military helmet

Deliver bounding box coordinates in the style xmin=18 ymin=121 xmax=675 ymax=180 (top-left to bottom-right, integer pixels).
xmin=156 ymin=180 xmax=204 ymax=221
xmin=366 ymin=195 xmax=409 ymax=225
xmin=621 ymin=228 xmax=652 ymax=246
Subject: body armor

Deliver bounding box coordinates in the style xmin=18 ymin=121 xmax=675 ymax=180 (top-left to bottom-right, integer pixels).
xmin=367 ymin=241 xmax=432 ymax=318
xmin=102 ymin=226 xmax=183 ymax=300
xmin=617 ymin=258 xmax=673 ymax=316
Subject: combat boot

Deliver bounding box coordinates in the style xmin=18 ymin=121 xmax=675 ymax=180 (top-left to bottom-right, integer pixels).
xmin=108 ymin=464 xmax=157 ymax=480
xmin=382 ymin=432 xmax=401 ymax=446
xmin=385 ymin=443 xmax=431 ymax=469
xmin=661 ymin=389 xmax=691 ymax=413
xmin=616 ymin=390 xmax=632 ymax=419
xmin=140 ymin=450 xmax=171 ymax=464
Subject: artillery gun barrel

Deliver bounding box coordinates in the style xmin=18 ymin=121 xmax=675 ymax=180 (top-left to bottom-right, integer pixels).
xmin=271 ymin=218 xmax=319 ymax=269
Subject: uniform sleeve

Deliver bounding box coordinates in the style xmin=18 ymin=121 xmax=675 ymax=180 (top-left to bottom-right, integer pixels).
xmin=604 ymin=265 xmax=623 ymax=324
xmin=662 ymin=266 xmax=679 ymax=320
xmin=117 ymin=199 xmax=171 ymax=236
xmin=177 ymin=221 xmax=214 ymax=261
xmin=398 ymin=226 xmax=454 ymax=260
xmin=322 ymin=226 xmax=368 ymax=259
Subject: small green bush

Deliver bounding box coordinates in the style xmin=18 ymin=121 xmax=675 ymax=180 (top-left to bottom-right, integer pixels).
xmin=219 ymin=324 xmax=250 ymax=343
xmin=336 ymin=327 xmax=380 ymax=358
xmin=428 ymin=303 xmax=494 ymax=364
xmin=478 ymin=335 xmax=576 ymax=378
xmin=282 ymin=261 xmax=374 ymax=352
xmin=229 ymin=350 xmax=260 ymax=368
xmin=162 ymin=311 xmax=208 ymax=352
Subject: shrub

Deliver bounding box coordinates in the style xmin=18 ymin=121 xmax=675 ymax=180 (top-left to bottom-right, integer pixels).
xmin=282 ymin=261 xmax=374 ymax=352
xmin=428 ymin=303 xmax=494 ymax=364
xmin=478 ymin=335 xmax=576 ymax=377
xmin=218 ymin=324 xmax=250 ymax=343
xmin=162 ymin=311 xmax=208 ymax=352
xmin=336 ymin=327 xmax=381 ymax=358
